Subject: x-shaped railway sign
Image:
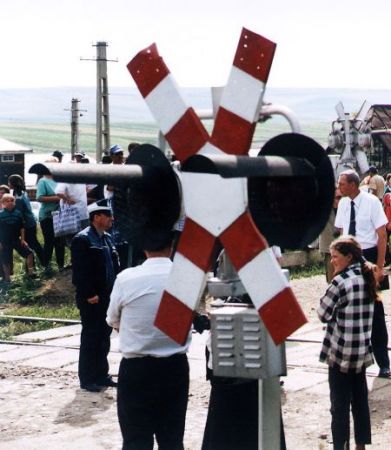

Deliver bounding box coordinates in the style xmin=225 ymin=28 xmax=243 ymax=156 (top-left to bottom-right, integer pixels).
xmin=128 ymin=28 xmax=307 ymax=345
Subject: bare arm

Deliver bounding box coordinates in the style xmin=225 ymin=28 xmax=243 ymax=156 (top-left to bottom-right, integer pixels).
xmin=37 ymin=194 xmax=61 ymax=203
xmin=20 ymin=227 xmax=28 ymax=247
xmin=56 ymin=192 xmax=76 ymax=205
xmin=376 ymin=225 xmax=387 ymax=268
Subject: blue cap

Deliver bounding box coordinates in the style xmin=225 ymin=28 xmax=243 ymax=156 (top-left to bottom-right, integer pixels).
xmin=109 ymin=144 xmax=123 ymax=155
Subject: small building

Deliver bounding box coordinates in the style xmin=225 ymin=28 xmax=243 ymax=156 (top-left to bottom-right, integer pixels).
xmin=0 ymin=137 xmax=33 ymax=185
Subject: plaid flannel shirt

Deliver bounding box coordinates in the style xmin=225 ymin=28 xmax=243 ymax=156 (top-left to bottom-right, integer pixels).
xmin=317 ymin=262 xmax=374 ymax=373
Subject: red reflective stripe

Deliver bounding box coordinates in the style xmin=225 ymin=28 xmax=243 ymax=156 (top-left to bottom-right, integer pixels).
xmin=219 ymin=212 xmax=268 ymax=271
xmin=177 ymin=218 xmax=217 ymax=272
xmin=154 ymin=291 xmax=194 ymax=345
xmin=127 ymin=43 xmax=170 ymax=98
xmin=233 ymin=28 xmax=276 ymax=83
xmin=211 ymin=107 xmax=255 ymax=155
xmin=258 ymin=287 xmax=307 ymax=345
xmin=165 ymin=108 xmax=209 ymax=162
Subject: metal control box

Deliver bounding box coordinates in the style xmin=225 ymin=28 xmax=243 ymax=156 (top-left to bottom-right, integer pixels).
xmin=210 ymin=306 xmax=287 ymax=379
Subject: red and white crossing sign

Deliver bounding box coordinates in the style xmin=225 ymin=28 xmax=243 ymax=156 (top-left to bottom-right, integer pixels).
xmin=128 ymin=27 xmax=307 ymax=345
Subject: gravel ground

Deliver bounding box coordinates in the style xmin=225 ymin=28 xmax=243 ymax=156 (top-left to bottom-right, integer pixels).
xmin=1 ymin=274 xmax=391 ymax=449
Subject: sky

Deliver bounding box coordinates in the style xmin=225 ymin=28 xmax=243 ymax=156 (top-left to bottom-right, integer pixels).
xmin=2 ymin=0 xmax=391 ymax=90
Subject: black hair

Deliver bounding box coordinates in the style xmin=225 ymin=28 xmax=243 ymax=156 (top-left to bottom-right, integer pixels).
xmin=8 ymin=174 xmax=25 ymax=195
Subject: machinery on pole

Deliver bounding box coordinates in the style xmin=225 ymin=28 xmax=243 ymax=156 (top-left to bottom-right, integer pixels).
xmin=81 ymin=41 xmax=117 ymax=162
xmin=327 ymin=101 xmax=391 ymax=175
xmin=64 ymin=98 xmax=87 ymax=159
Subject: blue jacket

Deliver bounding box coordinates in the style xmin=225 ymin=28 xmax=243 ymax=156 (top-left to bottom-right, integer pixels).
xmin=71 ymin=225 xmax=120 ymax=306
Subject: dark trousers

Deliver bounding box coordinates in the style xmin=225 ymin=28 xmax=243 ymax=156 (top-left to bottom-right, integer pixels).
xmin=201 ymin=378 xmax=286 ymax=450
xmin=78 ymin=301 xmax=112 ymax=385
xmin=117 ymin=354 xmax=189 ymax=450
xmin=328 ymin=366 xmax=371 ymax=450
xmin=25 ymin=225 xmax=46 ymax=266
xmin=362 ymin=247 xmax=390 ymax=369
xmin=40 ymin=217 xmax=65 ymax=268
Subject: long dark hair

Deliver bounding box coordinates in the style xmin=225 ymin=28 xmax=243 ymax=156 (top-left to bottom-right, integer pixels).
xmin=330 ymin=236 xmax=378 ymax=302
xmin=8 ymin=174 xmax=25 ymax=196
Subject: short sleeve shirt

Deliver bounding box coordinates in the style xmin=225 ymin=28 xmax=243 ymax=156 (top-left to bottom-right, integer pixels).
xmin=36 ymin=177 xmax=59 ymax=221
xmin=335 ymin=190 xmax=387 ymax=249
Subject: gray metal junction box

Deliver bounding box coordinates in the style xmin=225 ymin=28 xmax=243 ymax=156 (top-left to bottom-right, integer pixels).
xmin=210 ymin=306 xmax=287 ymax=379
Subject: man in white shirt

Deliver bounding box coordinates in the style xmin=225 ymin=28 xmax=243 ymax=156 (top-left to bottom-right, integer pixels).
xmin=336 ymin=169 xmax=390 ymax=377
xmin=107 ymin=235 xmax=191 ymax=450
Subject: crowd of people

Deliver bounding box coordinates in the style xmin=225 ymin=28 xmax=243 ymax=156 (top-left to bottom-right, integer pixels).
xmin=2 ymin=147 xmax=391 ymax=449
xmin=0 ymin=142 xmax=138 ymax=284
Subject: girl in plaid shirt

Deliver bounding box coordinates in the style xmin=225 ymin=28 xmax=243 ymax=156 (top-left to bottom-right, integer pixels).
xmin=318 ymin=236 xmax=378 ymax=450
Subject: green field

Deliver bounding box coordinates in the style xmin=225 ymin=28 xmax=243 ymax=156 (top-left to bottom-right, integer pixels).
xmin=0 ymin=119 xmax=331 ymax=155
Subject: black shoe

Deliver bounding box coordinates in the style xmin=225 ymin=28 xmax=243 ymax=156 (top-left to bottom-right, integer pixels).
xmin=98 ymin=376 xmax=118 ymax=388
xmin=80 ymin=383 xmax=103 ymax=392
xmin=378 ymin=368 xmax=390 ymax=378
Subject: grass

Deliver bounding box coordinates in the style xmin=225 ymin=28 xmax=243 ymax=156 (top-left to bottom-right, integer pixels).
xmin=0 ymin=234 xmax=78 ymax=339
xmin=0 ymin=119 xmax=331 ymax=155
xmin=0 ymin=318 xmax=63 ymax=341
xmin=0 ymin=273 xmax=78 ymax=340
xmin=287 ymin=262 xmax=324 ymax=280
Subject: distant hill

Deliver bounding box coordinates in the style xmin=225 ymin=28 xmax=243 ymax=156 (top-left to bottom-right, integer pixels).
xmin=2 ymin=86 xmax=391 ymax=125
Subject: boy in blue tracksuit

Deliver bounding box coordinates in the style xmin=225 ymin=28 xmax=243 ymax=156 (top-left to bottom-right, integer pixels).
xmin=0 ymin=194 xmax=34 ymax=282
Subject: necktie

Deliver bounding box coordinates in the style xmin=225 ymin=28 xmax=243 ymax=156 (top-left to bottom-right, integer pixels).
xmin=348 ymin=200 xmax=356 ymax=236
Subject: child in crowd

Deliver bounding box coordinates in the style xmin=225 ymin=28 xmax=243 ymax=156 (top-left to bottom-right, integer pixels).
xmin=0 ymin=185 xmax=10 ymax=210
xmin=0 ymin=193 xmax=35 ymax=282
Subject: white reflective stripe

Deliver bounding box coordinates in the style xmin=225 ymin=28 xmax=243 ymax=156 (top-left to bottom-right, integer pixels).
xmin=165 ymin=252 xmax=207 ymax=310
xmin=238 ymin=248 xmax=289 ymax=309
xmin=145 ymin=74 xmax=188 ymax=134
xmin=197 ymin=142 xmax=225 ymax=157
xmin=219 ymin=66 xmax=265 ymax=123
xmin=182 ymin=172 xmax=247 ymax=236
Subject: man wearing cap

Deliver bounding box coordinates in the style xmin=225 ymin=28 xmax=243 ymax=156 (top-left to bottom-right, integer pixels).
xmin=52 ymin=150 xmax=64 ymax=163
xmin=74 ymin=150 xmax=85 ymax=164
xmin=109 ymin=144 xmax=124 ymax=165
xmin=71 ymin=204 xmax=120 ymax=392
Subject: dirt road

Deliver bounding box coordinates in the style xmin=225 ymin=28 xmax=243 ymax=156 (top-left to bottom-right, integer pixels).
xmin=1 ymin=274 xmax=391 ymax=449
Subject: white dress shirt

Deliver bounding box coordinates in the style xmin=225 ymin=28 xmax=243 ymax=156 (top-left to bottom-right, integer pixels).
xmin=107 ymin=257 xmax=191 ymax=358
xmin=335 ymin=190 xmax=387 ymax=249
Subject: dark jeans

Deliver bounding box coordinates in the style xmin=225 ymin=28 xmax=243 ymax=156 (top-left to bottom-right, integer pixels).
xmin=40 ymin=217 xmax=65 ymax=268
xmin=117 ymin=354 xmax=189 ymax=450
xmin=78 ymin=301 xmax=112 ymax=385
xmin=25 ymin=225 xmax=46 ymax=266
xmin=362 ymin=246 xmax=390 ymax=369
xmin=328 ymin=366 xmax=371 ymax=449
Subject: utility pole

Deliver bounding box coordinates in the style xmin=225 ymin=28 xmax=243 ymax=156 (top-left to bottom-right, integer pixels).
xmin=81 ymin=41 xmax=117 ymax=162
xmin=65 ymin=98 xmax=87 ymax=159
